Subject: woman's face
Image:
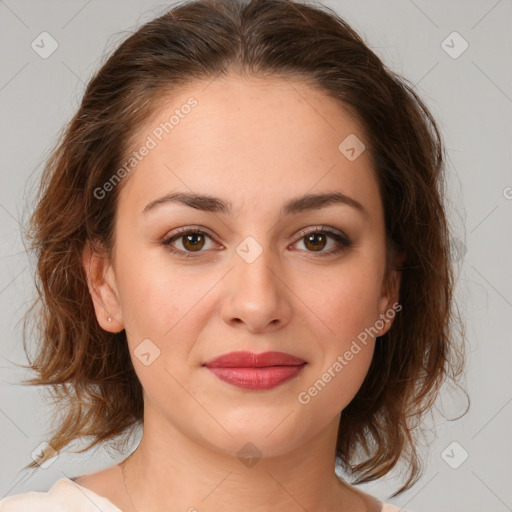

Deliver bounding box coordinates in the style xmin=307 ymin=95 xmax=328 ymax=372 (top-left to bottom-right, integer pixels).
xmin=88 ymin=74 xmax=401 ymax=458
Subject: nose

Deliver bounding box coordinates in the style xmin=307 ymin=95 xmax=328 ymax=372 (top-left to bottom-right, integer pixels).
xmin=220 ymin=240 xmax=292 ymax=334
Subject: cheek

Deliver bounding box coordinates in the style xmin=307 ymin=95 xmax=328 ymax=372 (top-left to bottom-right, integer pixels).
xmin=113 ymin=250 xmax=228 ymax=387
xmin=295 ymin=258 xmax=383 ymax=408
xmin=304 ymin=257 xmax=384 ymax=343
xmin=113 ymin=237 xmax=206 ymax=337
xmin=299 ymin=323 xmax=376 ymax=419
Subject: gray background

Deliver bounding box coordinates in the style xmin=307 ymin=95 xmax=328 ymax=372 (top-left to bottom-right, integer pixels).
xmin=1 ymin=1 xmax=511 ymax=511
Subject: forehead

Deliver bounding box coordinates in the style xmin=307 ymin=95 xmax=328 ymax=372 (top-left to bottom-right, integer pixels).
xmin=117 ymin=74 xmax=381 ymax=219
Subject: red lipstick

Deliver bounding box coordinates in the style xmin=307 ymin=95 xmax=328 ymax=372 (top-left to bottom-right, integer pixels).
xmin=203 ymin=351 xmax=306 ymax=390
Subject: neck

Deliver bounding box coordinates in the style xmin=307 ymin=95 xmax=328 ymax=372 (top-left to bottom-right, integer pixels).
xmin=120 ymin=403 xmax=375 ymax=512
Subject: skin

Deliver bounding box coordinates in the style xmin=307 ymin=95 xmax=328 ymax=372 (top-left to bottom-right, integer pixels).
xmin=79 ymin=73 xmax=402 ymax=512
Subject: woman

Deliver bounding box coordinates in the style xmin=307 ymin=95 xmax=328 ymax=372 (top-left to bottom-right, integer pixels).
xmin=0 ymin=0 xmax=464 ymax=510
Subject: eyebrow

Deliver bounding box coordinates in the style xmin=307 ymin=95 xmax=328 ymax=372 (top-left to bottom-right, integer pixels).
xmin=142 ymin=191 xmax=368 ymax=218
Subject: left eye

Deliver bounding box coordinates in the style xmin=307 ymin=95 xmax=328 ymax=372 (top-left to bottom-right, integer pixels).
xmin=293 ymin=227 xmax=351 ymax=255
xmin=161 ymin=226 xmax=351 ymax=257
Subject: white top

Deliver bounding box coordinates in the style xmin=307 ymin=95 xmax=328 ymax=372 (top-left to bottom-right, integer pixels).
xmin=0 ymin=478 xmax=407 ymax=511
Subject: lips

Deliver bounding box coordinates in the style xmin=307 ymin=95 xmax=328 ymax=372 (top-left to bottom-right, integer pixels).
xmin=203 ymin=351 xmax=307 ymax=390
xmin=204 ymin=351 xmax=306 ymax=368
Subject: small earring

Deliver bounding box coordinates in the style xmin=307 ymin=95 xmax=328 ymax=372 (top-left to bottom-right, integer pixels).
xmin=107 ymin=316 xmax=113 ymax=323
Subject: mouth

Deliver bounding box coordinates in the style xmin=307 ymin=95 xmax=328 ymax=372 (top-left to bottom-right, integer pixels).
xmin=202 ymin=351 xmax=307 ymax=390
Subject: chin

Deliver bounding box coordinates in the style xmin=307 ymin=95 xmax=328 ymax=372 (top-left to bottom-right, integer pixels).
xmin=191 ymin=409 xmax=317 ymax=460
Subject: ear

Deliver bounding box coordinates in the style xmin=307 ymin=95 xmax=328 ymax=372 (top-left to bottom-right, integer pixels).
xmin=82 ymin=242 xmax=124 ymax=333
xmin=375 ymin=249 xmax=406 ymax=337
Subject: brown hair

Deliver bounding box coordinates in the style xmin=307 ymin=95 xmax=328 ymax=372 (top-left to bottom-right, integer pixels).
xmin=20 ymin=0 xmax=466 ymax=496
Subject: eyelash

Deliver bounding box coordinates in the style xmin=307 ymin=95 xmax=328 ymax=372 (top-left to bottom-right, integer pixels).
xmin=161 ymin=226 xmax=352 ymax=258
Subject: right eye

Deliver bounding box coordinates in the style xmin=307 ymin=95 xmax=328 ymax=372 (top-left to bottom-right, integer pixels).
xmin=161 ymin=227 xmax=222 ymax=257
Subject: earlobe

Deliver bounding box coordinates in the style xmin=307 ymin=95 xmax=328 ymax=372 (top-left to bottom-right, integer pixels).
xmin=82 ymin=242 xmax=124 ymax=333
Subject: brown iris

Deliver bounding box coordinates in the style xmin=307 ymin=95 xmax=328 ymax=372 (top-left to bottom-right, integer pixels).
xmin=303 ymin=232 xmax=327 ymax=252
xmin=182 ymin=233 xmax=206 ymax=251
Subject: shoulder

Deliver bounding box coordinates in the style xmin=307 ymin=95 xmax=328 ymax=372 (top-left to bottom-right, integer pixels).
xmin=340 ymin=479 xmax=410 ymax=512
xmin=381 ymin=504 xmax=410 ymax=512
xmin=0 ymin=478 xmax=122 ymax=512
